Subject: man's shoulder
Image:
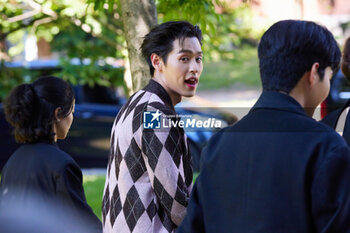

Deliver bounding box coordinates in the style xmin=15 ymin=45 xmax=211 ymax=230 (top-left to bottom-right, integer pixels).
xmin=139 ymin=90 xmax=174 ymax=115
xmin=234 ymin=107 xmax=336 ymax=133
xmin=114 ymin=89 xmax=164 ymax=123
xmin=125 ymin=89 xmax=167 ymax=109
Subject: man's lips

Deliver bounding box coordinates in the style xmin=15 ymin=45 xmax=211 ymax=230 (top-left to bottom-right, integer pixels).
xmin=184 ymin=77 xmax=198 ymax=87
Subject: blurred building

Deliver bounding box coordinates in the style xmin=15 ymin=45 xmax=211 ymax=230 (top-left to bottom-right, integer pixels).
xmin=218 ymin=0 xmax=350 ymax=43
xmin=249 ymin=0 xmax=350 ymax=43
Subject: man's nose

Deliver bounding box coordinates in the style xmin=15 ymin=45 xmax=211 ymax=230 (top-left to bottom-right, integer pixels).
xmin=189 ymin=60 xmax=199 ymax=74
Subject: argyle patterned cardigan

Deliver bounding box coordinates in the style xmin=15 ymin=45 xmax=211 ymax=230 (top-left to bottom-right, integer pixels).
xmin=102 ymin=80 xmax=193 ymax=233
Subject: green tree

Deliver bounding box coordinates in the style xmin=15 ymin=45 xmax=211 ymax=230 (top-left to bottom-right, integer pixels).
xmin=0 ymin=0 xmax=126 ymax=100
xmin=0 ymin=0 xmax=262 ymax=100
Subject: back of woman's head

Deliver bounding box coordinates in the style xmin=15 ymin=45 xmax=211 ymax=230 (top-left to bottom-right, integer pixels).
xmin=4 ymin=76 xmax=74 ymax=143
xmin=342 ymin=37 xmax=350 ymax=80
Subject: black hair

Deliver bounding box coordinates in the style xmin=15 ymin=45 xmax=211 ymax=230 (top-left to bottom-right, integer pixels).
xmin=141 ymin=20 xmax=202 ymax=77
xmin=258 ymin=20 xmax=341 ymax=93
xmin=342 ymin=37 xmax=350 ymax=79
xmin=4 ymin=76 xmax=74 ymax=143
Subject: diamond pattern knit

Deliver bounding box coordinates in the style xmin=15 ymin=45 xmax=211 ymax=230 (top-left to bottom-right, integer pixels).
xmin=102 ymin=80 xmax=193 ymax=233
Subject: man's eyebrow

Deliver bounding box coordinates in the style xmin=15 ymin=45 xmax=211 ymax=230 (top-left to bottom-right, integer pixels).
xmin=178 ymin=49 xmax=203 ymax=55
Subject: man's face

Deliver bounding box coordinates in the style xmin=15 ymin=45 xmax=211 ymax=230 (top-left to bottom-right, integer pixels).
xmin=315 ymin=66 xmax=333 ymax=105
xmin=161 ymin=37 xmax=203 ymax=102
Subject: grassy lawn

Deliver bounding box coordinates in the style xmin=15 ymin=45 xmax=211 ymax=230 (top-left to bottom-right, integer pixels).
xmin=84 ymin=173 xmax=200 ymax=220
xmin=83 ymin=175 xmax=106 ymax=220
xmin=198 ymin=46 xmax=260 ymax=90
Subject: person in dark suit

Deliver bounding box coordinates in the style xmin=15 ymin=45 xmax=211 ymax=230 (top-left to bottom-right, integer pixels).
xmin=178 ymin=20 xmax=350 ymax=233
xmin=322 ymin=37 xmax=350 ymax=144
xmin=0 ymin=76 xmax=102 ymax=233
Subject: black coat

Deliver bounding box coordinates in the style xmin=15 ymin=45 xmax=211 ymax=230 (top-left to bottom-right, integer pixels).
xmin=321 ymin=99 xmax=350 ymax=146
xmin=178 ymin=92 xmax=350 ymax=233
xmin=0 ymin=142 xmax=102 ymax=233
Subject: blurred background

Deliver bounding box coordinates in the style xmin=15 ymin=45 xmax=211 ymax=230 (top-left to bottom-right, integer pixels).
xmin=2 ymin=0 xmax=350 ymax=102
xmin=1 ymin=0 xmax=350 ymax=219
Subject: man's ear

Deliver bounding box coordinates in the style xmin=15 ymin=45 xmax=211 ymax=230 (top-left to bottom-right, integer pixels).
xmin=308 ymin=62 xmax=320 ymax=87
xmin=151 ymin=53 xmax=163 ymax=72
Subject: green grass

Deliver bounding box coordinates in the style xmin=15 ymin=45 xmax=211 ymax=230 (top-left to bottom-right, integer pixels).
xmin=83 ymin=175 xmax=106 ymax=220
xmin=198 ymin=47 xmax=260 ymax=90
xmin=83 ymin=173 xmax=200 ymax=220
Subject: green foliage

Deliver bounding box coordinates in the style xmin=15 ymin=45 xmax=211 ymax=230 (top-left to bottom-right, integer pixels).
xmin=1 ymin=0 xmax=266 ymax=100
xmin=46 ymin=0 xmax=125 ymax=88
xmin=0 ymin=0 xmax=126 ymax=100
xmin=157 ymin=1 xmax=264 ymax=61
xmin=90 ymin=0 xmax=265 ymax=61
xmin=0 ymin=64 xmax=32 ymax=101
xmin=58 ymin=60 xmax=125 ymax=88
xmin=0 ymin=62 xmax=125 ymax=102
xmin=157 ymin=0 xmax=219 ymax=33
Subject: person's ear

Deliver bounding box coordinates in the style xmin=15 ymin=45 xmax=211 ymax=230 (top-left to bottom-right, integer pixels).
xmin=151 ymin=53 xmax=163 ymax=72
xmin=54 ymin=107 xmax=62 ymax=123
xmin=308 ymin=62 xmax=320 ymax=87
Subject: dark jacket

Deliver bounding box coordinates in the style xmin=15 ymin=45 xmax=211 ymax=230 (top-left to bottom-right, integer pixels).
xmin=0 ymin=142 xmax=102 ymax=233
xmin=178 ymin=92 xmax=350 ymax=233
xmin=321 ymin=99 xmax=350 ymax=146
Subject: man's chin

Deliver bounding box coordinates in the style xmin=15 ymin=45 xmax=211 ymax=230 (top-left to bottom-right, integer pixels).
xmin=182 ymin=91 xmax=196 ymax=98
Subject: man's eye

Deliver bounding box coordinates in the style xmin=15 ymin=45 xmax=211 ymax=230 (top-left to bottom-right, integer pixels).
xmin=196 ymin=57 xmax=202 ymax=62
xmin=180 ymin=57 xmax=189 ymax=62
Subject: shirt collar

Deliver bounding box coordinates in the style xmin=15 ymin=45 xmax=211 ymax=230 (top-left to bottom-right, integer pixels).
xmin=143 ymin=79 xmax=174 ymax=110
xmin=250 ymin=91 xmax=308 ymax=117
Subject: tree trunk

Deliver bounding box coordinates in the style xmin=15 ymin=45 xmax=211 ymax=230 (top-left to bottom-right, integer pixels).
xmin=0 ymin=39 xmax=10 ymax=61
xmin=120 ymin=0 xmax=157 ymax=94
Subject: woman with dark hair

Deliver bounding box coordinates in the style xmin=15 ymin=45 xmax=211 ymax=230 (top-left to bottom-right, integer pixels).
xmin=0 ymin=76 xmax=102 ymax=233
xmin=322 ymin=37 xmax=350 ymax=145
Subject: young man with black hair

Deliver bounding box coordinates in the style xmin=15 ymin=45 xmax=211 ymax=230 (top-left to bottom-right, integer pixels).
xmin=102 ymin=21 xmax=203 ymax=233
xmin=178 ymin=20 xmax=350 ymax=233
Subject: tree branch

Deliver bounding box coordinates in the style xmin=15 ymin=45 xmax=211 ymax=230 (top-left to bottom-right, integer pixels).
xmin=7 ymin=10 xmax=41 ymax=23
xmin=65 ymin=16 xmax=120 ymax=48
xmin=0 ymin=15 xmax=49 ymax=40
xmin=7 ymin=0 xmax=57 ymax=23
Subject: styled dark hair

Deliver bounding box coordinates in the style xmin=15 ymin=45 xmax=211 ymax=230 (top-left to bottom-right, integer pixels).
xmin=4 ymin=76 xmax=74 ymax=143
xmin=342 ymin=37 xmax=350 ymax=79
xmin=258 ymin=20 xmax=340 ymax=93
xmin=141 ymin=21 xmax=202 ymax=76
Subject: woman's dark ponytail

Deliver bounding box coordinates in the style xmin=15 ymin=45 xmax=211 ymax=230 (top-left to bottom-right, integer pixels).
xmin=4 ymin=76 xmax=74 ymax=143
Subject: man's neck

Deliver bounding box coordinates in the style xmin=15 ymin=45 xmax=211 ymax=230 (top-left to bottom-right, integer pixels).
xmin=288 ymin=90 xmax=315 ymax=117
xmin=151 ymin=77 xmax=181 ymax=106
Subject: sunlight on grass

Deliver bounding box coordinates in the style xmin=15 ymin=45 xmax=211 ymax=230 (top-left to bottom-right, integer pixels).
xmin=83 ymin=175 xmax=105 ymax=220
xmin=199 ymin=47 xmax=260 ymax=90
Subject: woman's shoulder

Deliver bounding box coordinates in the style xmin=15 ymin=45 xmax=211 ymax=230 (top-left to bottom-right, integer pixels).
xmin=11 ymin=142 xmax=79 ymax=172
xmin=1 ymin=143 xmax=81 ymax=192
xmin=39 ymin=143 xmax=79 ymax=170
